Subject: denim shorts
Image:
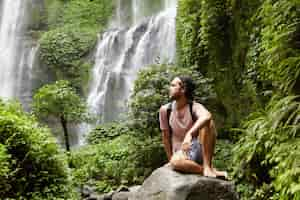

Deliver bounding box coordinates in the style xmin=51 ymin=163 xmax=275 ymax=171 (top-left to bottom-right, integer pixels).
xmin=188 ymin=138 xmax=203 ymax=164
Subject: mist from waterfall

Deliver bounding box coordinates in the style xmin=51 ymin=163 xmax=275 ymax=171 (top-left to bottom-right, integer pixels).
xmin=80 ymin=0 xmax=177 ymax=143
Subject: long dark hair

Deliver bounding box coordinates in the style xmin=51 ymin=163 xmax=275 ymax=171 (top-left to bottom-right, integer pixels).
xmin=177 ymin=76 xmax=195 ymax=101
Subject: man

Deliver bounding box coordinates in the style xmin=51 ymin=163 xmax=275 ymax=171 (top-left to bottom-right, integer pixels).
xmin=159 ymin=76 xmax=227 ymax=178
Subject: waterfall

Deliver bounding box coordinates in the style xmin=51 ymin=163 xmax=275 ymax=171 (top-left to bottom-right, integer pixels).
xmin=0 ymin=0 xmax=25 ymax=99
xmin=17 ymin=44 xmax=39 ymax=110
xmin=0 ymin=0 xmax=36 ymax=107
xmin=80 ymin=0 xmax=177 ymax=143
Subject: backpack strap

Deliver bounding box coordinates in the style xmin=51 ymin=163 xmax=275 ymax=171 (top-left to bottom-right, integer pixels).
xmin=189 ymin=101 xmax=197 ymax=122
xmin=166 ymin=102 xmax=173 ymax=152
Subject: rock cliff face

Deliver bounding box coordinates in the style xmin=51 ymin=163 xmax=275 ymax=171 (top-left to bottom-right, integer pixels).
xmin=85 ymin=165 xmax=238 ymax=200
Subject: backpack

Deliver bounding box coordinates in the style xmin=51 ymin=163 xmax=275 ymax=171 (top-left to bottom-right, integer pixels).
xmin=166 ymin=101 xmax=198 ymax=150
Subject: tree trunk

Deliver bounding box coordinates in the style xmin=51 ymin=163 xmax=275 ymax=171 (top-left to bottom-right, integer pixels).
xmin=60 ymin=116 xmax=70 ymax=151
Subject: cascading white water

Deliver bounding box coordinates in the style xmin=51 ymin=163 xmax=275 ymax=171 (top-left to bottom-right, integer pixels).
xmin=0 ymin=0 xmax=26 ymax=99
xmin=80 ymin=0 xmax=177 ymax=143
xmin=16 ymin=44 xmax=39 ymax=110
xmin=0 ymin=0 xmax=37 ymax=108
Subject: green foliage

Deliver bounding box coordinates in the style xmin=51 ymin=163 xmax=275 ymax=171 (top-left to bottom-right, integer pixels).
xmin=61 ymin=0 xmax=114 ymax=29
xmin=43 ymin=0 xmax=64 ymax=29
xmin=38 ymin=0 xmax=115 ymax=93
xmin=33 ymin=80 xmax=88 ymax=151
xmin=129 ymin=64 xmax=220 ymax=136
xmin=173 ymin=0 xmax=300 ymax=198
xmin=39 ymin=27 xmax=96 ymax=92
xmin=87 ymin=122 xmax=136 ymax=144
xmin=0 ymin=144 xmax=11 ymax=196
xmin=271 ymin=138 xmax=300 ymax=200
xmin=70 ymin=134 xmax=165 ymax=193
xmin=232 ymin=96 xmax=300 ymax=199
xmin=176 ymin=0 xmax=299 ymax=135
xmin=0 ymin=100 xmax=76 ymax=199
xmin=177 ymin=0 xmax=256 ymax=130
xmin=177 ymin=0 xmax=231 ymax=73
xmin=213 ymin=139 xmax=233 ymax=171
xmin=33 ymin=80 xmax=87 ymax=122
xmin=39 ymin=26 xmax=96 ymax=70
xmin=257 ymin=0 xmax=300 ymax=93
xmin=176 ymin=0 xmax=202 ymax=68
xmin=199 ymin=0 xmax=231 ymax=73
xmin=230 ymin=0 xmax=270 ymax=114
xmin=44 ymin=0 xmax=114 ymax=30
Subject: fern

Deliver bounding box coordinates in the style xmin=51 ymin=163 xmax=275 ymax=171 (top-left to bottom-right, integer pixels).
xmin=258 ymin=0 xmax=300 ymax=93
xmin=233 ymin=95 xmax=300 ymax=199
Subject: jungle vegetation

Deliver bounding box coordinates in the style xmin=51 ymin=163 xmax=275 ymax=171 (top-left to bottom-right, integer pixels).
xmin=0 ymin=0 xmax=299 ymax=199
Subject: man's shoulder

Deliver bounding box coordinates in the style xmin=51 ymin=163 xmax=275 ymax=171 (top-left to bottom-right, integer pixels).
xmin=192 ymin=101 xmax=203 ymax=107
xmin=160 ymin=102 xmax=172 ymax=112
xmin=192 ymin=101 xmax=210 ymax=114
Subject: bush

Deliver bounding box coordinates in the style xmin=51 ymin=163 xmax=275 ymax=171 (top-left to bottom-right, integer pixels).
xmin=257 ymin=0 xmax=300 ymax=93
xmin=0 ymin=100 xmax=76 ymax=199
xmin=70 ymin=133 xmax=165 ymax=193
xmin=213 ymin=139 xmax=234 ymax=171
xmin=43 ymin=0 xmax=114 ymax=30
xmin=32 ymin=80 xmax=88 ymax=151
xmin=39 ymin=26 xmax=96 ymax=92
xmin=60 ymin=0 xmax=114 ymax=30
xmin=38 ymin=0 xmax=115 ymax=93
xmin=0 ymin=144 xmax=11 ymax=196
xmin=87 ymin=122 xmax=136 ymax=144
xmin=232 ymin=96 xmax=300 ymax=199
xmin=176 ymin=0 xmax=202 ymax=68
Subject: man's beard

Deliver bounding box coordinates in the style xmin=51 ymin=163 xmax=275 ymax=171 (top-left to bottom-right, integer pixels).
xmin=169 ymin=93 xmax=179 ymax=101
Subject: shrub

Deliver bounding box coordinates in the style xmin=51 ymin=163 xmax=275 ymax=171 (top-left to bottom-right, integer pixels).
xmin=232 ymin=96 xmax=300 ymax=199
xmin=87 ymin=122 xmax=136 ymax=144
xmin=257 ymin=0 xmax=300 ymax=93
xmin=70 ymin=133 xmax=165 ymax=193
xmin=0 ymin=144 xmax=11 ymax=196
xmin=32 ymin=80 xmax=88 ymax=151
xmin=0 ymin=100 xmax=76 ymax=199
xmin=37 ymin=0 xmax=115 ymax=93
xmin=39 ymin=26 xmax=96 ymax=92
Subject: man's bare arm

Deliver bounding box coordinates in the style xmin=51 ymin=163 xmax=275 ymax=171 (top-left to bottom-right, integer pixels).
xmin=162 ymin=129 xmax=172 ymax=161
xmin=182 ymin=105 xmax=212 ymax=147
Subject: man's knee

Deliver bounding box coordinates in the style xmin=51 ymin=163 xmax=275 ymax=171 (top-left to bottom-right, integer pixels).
xmin=170 ymin=159 xmax=179 ymax=167
xmin=170 ymin=152 xmax=187 ymax=169
xmin=199 ymin=119 xmax=216 ymax=135
xmin=170 ymin=158 xmax=186 ymax=171
xmin=170 ymin=155 xmax=181 ymax=166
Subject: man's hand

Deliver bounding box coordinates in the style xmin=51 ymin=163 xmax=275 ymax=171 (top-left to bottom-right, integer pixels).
xmin=181 ymin=132 xmax=192 ymax=152
xmin=181 ymin=141 xmax=191 ymax=152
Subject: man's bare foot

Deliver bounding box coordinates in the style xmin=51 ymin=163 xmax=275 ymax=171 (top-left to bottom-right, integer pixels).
xmin=213 ymin=168 xmax=228 ymax=178
xmin=203 ymin=167 xmax=228 ymax=179
xmin=203 ymin=167 xmax=217 ymax=177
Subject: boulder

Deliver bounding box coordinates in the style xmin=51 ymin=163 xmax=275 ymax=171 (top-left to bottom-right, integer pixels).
xmin=130 ymin=165 xmax=238 ymax=200
xmin=112 ymin=192 xmax=131 ymax=200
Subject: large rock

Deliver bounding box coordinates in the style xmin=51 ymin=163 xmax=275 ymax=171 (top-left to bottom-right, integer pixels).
xmin=130 ymin=165 xmax=238 ymax=200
